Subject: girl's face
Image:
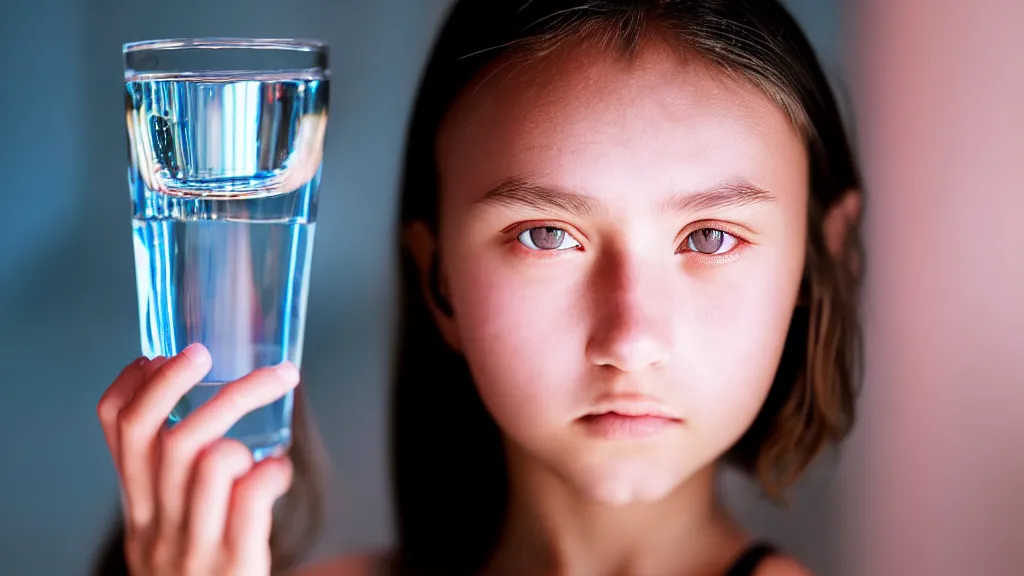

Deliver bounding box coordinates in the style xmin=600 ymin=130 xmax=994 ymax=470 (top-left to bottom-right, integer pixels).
xmin=431 ymin=41 xmax=808 ymax=505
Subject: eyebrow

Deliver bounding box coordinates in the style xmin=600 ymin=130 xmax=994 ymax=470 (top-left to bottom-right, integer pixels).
xmin=659 ymin=180 xmax=777 ymax=213
xmin=475 ymin=177 xmax=776 ymax=216
xmin=476 ymin=177 xmax=602 ymax=217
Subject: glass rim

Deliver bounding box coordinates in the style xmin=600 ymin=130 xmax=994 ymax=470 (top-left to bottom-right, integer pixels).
xmin=123 ymin=37 xmax=328 ymax=54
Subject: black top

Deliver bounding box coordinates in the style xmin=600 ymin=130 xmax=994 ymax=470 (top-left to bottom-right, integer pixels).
xmin=723 ymin=542 xmax=777 ymax=576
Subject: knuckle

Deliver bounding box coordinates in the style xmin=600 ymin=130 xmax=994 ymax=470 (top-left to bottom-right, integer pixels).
xmin=212 ymin=386 xmax=255 ymax=421
xmin=96 ymin=394 xmax=118 ymax=426
xmin=220 ymin=388 xmax=247 ymax=414
xmin=125 ymin=514 xmax=149 ymax=537
xmin=161 ymin=425 xmax=196 ymax=463
xmin=125 ymin=503 xmax=159 ymax=535
xmin=230 ymin=476 xmax=263 ymax=506
xmin=198 ymin=439 xmax=253 ymax=479
xmin=115 ymin=407 xmax=143 ymax=439
xmin=233 ymin=474 xmax=280 ymax=513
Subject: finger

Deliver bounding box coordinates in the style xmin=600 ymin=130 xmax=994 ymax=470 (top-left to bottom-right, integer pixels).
xmin=157 ymin=362 xmax=299 ymax=535
xmin=184 ymin=439 xmax=254 ymax=565
xmin=143 ymin=355 xmax=170 ymax=380
xmin=97 ymin=356 xmax=149 ymax=476
xmin=118 ymin=345 xmax=212 ymax=530
xmin=225 ymin=456 xmax=294 ymax=568
xmin=145 ymin=356 xmax=172 ymax=443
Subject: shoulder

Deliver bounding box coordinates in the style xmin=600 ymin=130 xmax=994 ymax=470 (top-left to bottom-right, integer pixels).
xmin=288 ymin=551 xmax=394 ymax=576
xmin=753 ymin=554 xmax=815 ymax=576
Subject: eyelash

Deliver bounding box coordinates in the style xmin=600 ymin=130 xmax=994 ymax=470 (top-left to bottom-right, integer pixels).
xmin=508 ymin=222 xmax=748 ymax=260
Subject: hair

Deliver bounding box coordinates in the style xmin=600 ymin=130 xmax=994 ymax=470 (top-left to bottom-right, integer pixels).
xmin=92 ymin=1 xmax=862 ymax=575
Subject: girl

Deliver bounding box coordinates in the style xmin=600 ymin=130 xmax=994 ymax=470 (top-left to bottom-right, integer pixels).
xmin=94 ymin=0 xmax=863 ymax=574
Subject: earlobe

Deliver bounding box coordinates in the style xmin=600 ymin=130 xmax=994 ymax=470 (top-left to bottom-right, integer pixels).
xmin=402 ymin=221 xmax=462 ymax=351
xmin=822 ymin=188 xmax=862 ymax=275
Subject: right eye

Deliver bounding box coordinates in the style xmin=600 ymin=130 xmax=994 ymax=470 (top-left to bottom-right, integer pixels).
xmin=517 ymin=227 xmax=582 ymax=251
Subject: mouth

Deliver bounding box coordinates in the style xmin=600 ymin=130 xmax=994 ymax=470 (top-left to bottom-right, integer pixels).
xmin=582 ymin=397 xmax=682 ymax=420
xmin=576 ymin=398 xmax=683 ymax=440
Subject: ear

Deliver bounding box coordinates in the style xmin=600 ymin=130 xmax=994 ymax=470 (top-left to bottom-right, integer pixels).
xmin=402 ymin=220 xmax=462 ymax=351
xmin=822 ymin=188 xmax=863 ymax=276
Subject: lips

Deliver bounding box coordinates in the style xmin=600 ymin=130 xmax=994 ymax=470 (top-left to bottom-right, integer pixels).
xmin=578 ymin=413 xmax=680 ymax=439
xmin=582 ymin=397 xmax=681 ymax=420
xmin=577 ymin=397 xmax=683 ymax=440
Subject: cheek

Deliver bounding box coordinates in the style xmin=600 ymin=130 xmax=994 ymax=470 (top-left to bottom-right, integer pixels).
xmin=679 ymin=242 xmax=805 ymax=438
xmin=445 ymin=248 xmax=587 ymax=428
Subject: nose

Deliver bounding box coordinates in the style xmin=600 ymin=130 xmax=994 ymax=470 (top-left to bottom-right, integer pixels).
xmin=585 ymin=251 xmax=674 ymax=372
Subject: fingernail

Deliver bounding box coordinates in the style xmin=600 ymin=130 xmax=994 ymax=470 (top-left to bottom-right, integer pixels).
xmin=182 ymin=343 xmax=210 ymax=362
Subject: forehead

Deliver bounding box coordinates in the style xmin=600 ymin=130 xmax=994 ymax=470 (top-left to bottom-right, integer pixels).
xmin=436 ymin=39 xmax=808 ymax=208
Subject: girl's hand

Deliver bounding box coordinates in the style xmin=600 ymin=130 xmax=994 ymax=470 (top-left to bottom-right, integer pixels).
xmin=97 ymin=344 xmax=300 ymax=575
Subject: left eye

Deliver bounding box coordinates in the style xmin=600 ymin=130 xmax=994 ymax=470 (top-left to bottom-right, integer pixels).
xmin=517 ymin=227 xmax=582 ymax=251
xmin=682 ymin=228 xmax=738 ymax=255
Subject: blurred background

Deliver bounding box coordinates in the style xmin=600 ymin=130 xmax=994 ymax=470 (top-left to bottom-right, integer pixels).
xmin=1 ymin=0 xmax=1022 ymax=575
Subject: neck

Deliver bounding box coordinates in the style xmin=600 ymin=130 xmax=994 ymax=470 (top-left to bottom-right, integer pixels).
xmin=484 ymin=443 xmax=746 ymax=576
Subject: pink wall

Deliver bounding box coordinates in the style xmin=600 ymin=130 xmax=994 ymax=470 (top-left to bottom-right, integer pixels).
xmin=847 ymin=0 xmax=1024 ymax=573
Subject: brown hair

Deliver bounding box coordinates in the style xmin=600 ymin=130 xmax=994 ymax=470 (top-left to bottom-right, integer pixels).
xmin=92 ymin=1 xmax=862 ymax=575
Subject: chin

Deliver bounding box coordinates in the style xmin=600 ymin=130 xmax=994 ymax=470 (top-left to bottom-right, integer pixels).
xmin=571 ymin=462 xmax=687 ymax=506
xmin=585 ymin=480 xmax=678 ymax=506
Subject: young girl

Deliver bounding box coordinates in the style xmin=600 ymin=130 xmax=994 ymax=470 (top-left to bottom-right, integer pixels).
xmin=94 ymin=1 xmax=863 ymax=574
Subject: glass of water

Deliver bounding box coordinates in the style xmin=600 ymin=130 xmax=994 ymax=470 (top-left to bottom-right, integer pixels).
xmin=123 ymin=38 xmax=329 ymax=460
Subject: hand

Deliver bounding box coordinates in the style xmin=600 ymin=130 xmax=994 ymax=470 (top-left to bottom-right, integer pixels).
xmin=97 ymin=344 xmax=300 ymax=575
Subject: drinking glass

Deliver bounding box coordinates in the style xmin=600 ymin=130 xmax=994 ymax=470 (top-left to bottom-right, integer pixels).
xmin=123 ymin=38 xmax=329 ymax=460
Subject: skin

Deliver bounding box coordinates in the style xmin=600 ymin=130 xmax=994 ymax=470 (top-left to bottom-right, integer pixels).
xmin=100 ymin=36 xmax=859 ymax=576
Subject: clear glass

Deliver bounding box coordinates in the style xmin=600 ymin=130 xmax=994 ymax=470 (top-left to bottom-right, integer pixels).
xmin=123 ymin=38 xmax=329 ymax=460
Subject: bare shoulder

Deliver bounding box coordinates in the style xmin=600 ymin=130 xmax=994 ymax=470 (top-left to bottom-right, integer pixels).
xmin=753 ymin=554 xmax=815 ymax=576
xmin=288 ymin=551 xmax=394 ymax=576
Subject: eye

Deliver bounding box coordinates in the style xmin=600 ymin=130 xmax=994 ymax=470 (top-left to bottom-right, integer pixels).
xmin=517 ymin=226 xmax=582 ymax=251
xmin=681 ymin=228 xmax=739 ymax=255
